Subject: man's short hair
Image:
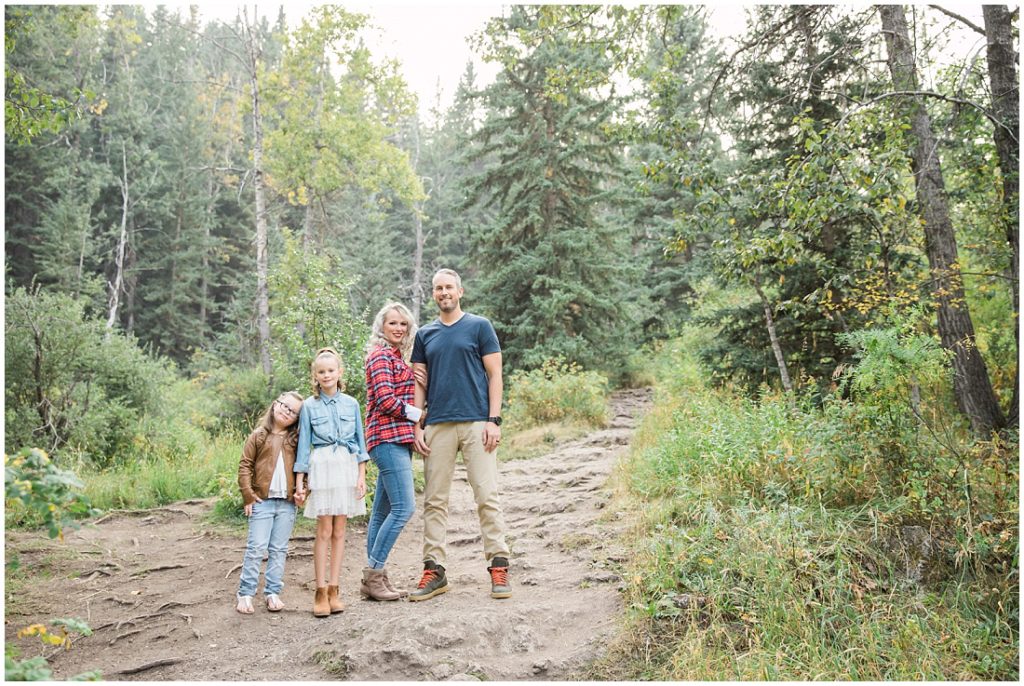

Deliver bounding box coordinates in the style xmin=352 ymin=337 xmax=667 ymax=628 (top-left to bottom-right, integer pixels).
xmin=432 ymin=268 xmax=462 ymax=289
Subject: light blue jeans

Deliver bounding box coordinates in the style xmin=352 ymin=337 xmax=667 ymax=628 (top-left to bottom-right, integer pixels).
xmin=366 ymin=442 xmax=415 ymax=569
xmin=238 ymin=498 xmax=296 ymax=597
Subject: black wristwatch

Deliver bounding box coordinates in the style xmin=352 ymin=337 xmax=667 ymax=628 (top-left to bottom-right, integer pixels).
xmin=487 ymin=416 xmax=503 ymax=426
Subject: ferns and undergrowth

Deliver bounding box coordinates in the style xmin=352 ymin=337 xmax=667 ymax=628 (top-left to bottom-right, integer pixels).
xmin=589 ymin=329 xmax=1018 ymax=680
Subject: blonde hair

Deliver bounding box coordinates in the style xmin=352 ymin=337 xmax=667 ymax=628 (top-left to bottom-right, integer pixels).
xmin=257 ymin=390 xmax=304 ymax=441
xmin=310 ymin=347 xmax=344 ymax=398
xmin=432 ymin=268 xmax=462 ymax=289
xmin=366 ymin=302 xmax=418 ymax=359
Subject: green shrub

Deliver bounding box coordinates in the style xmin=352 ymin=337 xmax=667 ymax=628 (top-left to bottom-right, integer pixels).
xmin=211 ymin=471 xmax=246 ymax=525
xmin=600 ymin=328 xmax=1019 ymax=681
xmin=78 ymin=433 xmax=240 ymax=512
xmin=4 ymin=448 xmax=97 ymax=537
xmin=4 ymin=286 xmax=176 ymax=468
xmin=268 ymin=230 xmax=370 ymax=406
xmin=6 ymin=618 xmax=100 ymax=681
xmin=187 ymin=357 xmax=275 ymax=437
xmin=506 ymin=358 xmax=609 ymax=429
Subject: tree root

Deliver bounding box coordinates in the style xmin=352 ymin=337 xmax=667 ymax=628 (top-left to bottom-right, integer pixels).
xmin=116 ymin=657 xmax=183 ymax=675
xmin=108 ymin=628 xmax=143 ymax=646
xmin=130 ymin=563 xmax=189 ymax=577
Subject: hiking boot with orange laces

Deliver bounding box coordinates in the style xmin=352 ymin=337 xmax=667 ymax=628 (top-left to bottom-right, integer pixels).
xmin=488 ymin=556 xmax=512 ymax=599
xmin=408 ymin=560 xmax=449 ymax=602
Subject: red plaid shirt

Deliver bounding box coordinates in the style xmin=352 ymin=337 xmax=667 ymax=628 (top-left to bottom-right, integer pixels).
xmin=364 ymin=344 xmax=417 ymax=452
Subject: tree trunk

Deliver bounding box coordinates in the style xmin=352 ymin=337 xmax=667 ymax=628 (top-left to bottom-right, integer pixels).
xmin=106 ymin=141 xmax=129 ymax=332
xmin=982 ymin=5 xmax=1019 ymax=427
xmin=753 ymin=277 xmax=794 ymax=398
xmin=200 ymin=174 xmax=216 ymax=329
xmin=302 ymin=46 xmax=328 ymax=255
xmin=878 ymin=4 xmax=1005 ymax=433
xmin=244 ymin=8 xmax=273 ymax=379
xmin=124 ymin=237 xmax=136 ymax=335
xmin=410 ymin=116 xmax=425 ymax=322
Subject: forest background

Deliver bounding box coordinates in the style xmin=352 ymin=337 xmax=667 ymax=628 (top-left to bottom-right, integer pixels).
xmin=4 ymin=4 xmax=1019 ymax=680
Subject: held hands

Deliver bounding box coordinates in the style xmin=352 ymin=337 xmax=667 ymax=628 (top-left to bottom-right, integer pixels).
xmin=294 ymin=479 xmax=307 ymax=506
xmin=244 ymin=496 xmax=262 ymax=517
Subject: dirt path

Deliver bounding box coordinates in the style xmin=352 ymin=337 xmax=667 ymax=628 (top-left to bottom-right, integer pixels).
xmin=5 ymin=388 xmax=651 ymax=681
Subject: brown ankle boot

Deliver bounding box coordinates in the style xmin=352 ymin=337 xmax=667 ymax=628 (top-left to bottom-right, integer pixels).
xmin=313 ymin=587 xmax=330 ymax=617
xmin=361 ymin=568 xmax=400 ymax=601
xmin=382 ymin=568 xmax=408 ymax=598
xmin=327 ymin=584 xmax=345 ymax=613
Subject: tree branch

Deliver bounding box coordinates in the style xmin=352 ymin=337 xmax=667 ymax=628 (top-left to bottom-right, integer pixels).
xmin=928 ymin=5 xmax=985 ymax=36
xmin=843 ymin=89 xmax=1017 ymax=144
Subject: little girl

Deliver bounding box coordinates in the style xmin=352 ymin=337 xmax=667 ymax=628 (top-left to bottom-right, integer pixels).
xmin=236 ymin=391 xmax=305 ymax=614
xmin=294 ymin=347 xmax=369 ymax=617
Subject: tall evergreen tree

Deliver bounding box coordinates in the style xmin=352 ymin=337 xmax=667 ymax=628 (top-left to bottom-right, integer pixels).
xmin=625 ymin=6 xmax=727 ymax=340
xmin=465 ymin=6 xmax=638 ymax=374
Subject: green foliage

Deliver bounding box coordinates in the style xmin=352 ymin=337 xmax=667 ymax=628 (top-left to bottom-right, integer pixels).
xmin=188 ymin=355 xmax=275 ymax=437
xmin=211 ymin=471 xmax=247 ymax=525
xmin=267 ymin=230 xmax=370 ymax=403
xmin=4 ymin=286 xmax=175 ymax=467
xmin=4 ymin=448 xmax=96 ymax=539
xmin=506 ymin=358 xmax=609 ymax=429
xmin=78 ymin=433 xmax=240 ymax=513
xmin=6 ymin=618 xmax=100 ymax=681
xmin=263 ymin=6 xmax=423 ymax=217
xmin=465 ymin=6 xmax=641 ymax=377
xmin=4 ymin=7 xmax=96 ymax=145
xmin=599 ymin=332 xmax=1018 ymax=680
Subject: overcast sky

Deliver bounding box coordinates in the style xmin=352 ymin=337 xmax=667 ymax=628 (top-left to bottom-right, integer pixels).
xmin=187 ymin=3 xmax=751 ymax=115
xmin=185 ymin=3 xmax=984 ymax=118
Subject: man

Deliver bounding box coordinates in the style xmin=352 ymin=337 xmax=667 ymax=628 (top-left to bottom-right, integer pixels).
xmin=408 ymin=268 xmax=511 ymax=601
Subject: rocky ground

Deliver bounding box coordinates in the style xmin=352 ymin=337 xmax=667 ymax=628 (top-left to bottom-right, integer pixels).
xmin=4 ymin=388 xmax=651 ymax=681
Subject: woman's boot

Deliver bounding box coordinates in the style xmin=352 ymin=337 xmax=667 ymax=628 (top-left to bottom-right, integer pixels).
xmin=360 ymin=568 xmax=400 ymax=601
xmin=313 ymin=587 xmax=330 ymax=617
xmin=327 ymin=584 xmax=345 ymax=613
xmin=382 ymin=568 xmax=408 ymax=598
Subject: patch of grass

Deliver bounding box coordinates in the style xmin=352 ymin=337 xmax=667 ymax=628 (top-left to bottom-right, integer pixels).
xmin=505 ymin=358 xmax=609 ymax=429
xmin=311 ymin=649 xmax=350 ymax=677
xmin=559 ymin=532 xmax=597 ymax=552
xmin=594 ymin=330 xmax=1019 ymax=681
xmin=78 ymin=432 xmax=241 ymax=513
xmin=499 ymin=421 xmax=590 ymax=461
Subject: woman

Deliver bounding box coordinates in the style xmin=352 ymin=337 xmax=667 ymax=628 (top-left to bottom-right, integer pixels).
xmin=362 ymin=302 xmax=424 ymax=600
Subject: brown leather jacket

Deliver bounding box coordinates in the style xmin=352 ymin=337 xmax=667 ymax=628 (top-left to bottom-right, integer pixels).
xmin=237 ymin=427 xmax=298 ymax=506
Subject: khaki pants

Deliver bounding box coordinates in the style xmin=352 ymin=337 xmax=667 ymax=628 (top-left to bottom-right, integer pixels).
xmin=422 ymin=421 xmax=509 ymax=567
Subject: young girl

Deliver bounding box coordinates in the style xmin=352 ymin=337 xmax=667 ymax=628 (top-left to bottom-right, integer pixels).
xmin=236 ymin=391 xmax=305 ymax=614
xmin=294 ymin=347 xmax=369 ymax=617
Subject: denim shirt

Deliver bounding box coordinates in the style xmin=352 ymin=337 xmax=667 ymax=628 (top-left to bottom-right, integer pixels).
xmin=294 ymin=391 xmax=370 ymax=472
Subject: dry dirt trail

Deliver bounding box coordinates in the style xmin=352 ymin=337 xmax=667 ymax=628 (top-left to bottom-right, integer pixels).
xmin=5 ymin=388 xmax=651 ymax=681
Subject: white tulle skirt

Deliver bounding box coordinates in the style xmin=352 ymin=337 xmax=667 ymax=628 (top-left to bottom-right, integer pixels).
xmin=303 ymin=445 xmax=367 ymax=519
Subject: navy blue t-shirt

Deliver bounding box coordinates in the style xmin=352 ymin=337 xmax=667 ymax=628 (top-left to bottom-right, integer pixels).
xmin=410 ymin=313 xmax=501 ymax=425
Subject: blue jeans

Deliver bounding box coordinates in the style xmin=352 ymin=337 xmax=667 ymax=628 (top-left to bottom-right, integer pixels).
xmin=238 ymin=498 xmax=296 ymax=596
xmin=366 ymin=442 xmax=415 ymax=569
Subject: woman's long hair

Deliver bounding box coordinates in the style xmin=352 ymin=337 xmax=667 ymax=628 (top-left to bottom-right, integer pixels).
xmin=257 ymin=390 xmax=304 ymax=444
xmin=365 ymin=302 xmax=418 ymax=360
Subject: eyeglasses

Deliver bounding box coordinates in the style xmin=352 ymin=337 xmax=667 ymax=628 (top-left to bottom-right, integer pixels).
xmin=275 ymin=400 xmax=298 ymax=418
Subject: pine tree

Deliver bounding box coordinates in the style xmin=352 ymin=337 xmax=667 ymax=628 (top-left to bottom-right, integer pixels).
xmin=464 ymin=6 xmax=638 ymax=374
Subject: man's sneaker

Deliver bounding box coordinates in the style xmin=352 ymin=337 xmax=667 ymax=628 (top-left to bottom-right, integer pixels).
xmin=488 ymin=556 xmax=512 ymax=599
xmin=408 ymin=560 xmax=449 ymax=602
